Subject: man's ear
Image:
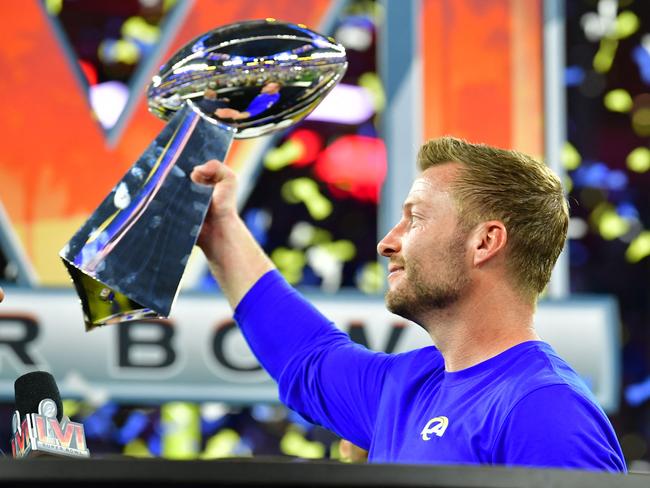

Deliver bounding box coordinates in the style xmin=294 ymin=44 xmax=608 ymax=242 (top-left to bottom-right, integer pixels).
xmin=469 ymin=221 xmax=508 ymax=267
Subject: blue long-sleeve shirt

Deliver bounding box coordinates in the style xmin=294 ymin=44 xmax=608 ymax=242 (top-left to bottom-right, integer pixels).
xmin=234 ymin=270 xmax=626 ymax=471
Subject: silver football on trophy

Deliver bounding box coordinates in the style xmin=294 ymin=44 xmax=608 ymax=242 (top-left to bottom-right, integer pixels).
xmin=61 ymin=19 xmax=347 ymax=329
xmin=148 ymin=19 xmax=347 ymax=137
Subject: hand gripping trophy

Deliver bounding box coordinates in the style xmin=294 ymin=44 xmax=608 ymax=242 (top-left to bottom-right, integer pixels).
xmin=60 ymin=19 xmax=347 ymax=330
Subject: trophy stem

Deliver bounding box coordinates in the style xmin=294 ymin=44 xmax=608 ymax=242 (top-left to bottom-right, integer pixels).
xmin=61 ymin=104 xmax=234 ymax=329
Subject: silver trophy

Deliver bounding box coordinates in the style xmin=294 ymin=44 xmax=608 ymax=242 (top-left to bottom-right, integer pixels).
xmin=60 ymin=19 xmax=347 ymax=330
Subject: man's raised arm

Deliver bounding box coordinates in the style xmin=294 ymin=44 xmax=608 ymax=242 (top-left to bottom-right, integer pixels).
xmin=190 ymin=160 xmax=274 ymax=308
xmin=189 ymin=160 xmax=393 ymax=451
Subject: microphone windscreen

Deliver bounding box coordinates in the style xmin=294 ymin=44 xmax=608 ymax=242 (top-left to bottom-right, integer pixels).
xmin=14 ymin=371 xmax=63 ymax=422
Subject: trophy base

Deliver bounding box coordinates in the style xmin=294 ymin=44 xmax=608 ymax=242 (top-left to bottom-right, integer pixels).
xmin=63 ymin=261 xmax=160 ymax=331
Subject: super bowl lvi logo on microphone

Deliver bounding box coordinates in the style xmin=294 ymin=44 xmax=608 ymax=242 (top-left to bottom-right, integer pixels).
xmin=11 ymin=372 xmax=90 ymax=459
xmin=11 ymin=399 xmax=90 ymax=458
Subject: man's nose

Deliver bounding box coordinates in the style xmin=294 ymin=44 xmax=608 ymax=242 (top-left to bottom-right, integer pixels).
xmin=377 ymin=224 xmax=402 ymax=257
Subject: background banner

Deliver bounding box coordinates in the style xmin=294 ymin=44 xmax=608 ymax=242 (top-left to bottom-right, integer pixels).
xmin=0 ymin=290 xmax=620 ymax=411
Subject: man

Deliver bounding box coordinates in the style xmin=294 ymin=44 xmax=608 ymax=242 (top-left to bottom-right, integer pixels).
xmin=190 ymin=136 xmax=626 ymax=471
xmin=0 ymin=285 xmax=4 ymax=303
xmin=215 ymin=81 xmax=282 ymax=120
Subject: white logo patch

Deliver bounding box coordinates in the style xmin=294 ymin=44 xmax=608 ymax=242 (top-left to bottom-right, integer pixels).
xmin=420 ymin=416 xmax=449 ymax=440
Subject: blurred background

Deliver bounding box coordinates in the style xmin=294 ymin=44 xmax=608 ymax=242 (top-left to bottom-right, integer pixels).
xmin=0 ymin=0 xmax=648 ymax=469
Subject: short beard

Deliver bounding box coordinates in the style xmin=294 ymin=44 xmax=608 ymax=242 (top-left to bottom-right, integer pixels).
xmin=386 ymin=276 xmax=466 ymax=324
xmin=385 ymin=236 xmax=469 ymax=324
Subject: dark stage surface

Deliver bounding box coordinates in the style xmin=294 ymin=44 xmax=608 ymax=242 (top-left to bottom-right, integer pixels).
xmin=0 ymin=458 xmax=648 ymax=488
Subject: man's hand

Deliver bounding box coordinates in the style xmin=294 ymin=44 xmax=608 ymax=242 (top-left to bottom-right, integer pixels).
xmin=190 ymin=160 xmax=238 ymax=251
xmin=339 ymin=439 xmax=369 ymax=463
xmin=215 ymin=108 xmax=250 ymax=120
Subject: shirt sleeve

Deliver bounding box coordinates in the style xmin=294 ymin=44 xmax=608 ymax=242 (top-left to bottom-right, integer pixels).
xmin=245 ymin=93 xmax=280 ymax=116
xmin=234 ymin=270 xmax=395 ymax=449
xmin=491 ymin=384 xmax=627 ymax=472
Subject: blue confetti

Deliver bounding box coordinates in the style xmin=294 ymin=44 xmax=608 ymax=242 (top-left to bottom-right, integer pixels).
xmin=565 ymin=65 xmax=586 ymax=86
xmin=148 ymin=432 xmax=162 ymax=457
xmin=632 ymin=45 xmax=650 ymax=84
xmin=115 ymin=410 xmax=149 ymax=445
xmin=616 ymin=202 xmax=639 ymax=219
xmin=83 ymin=402 xmax=119 ymax=439
xmin=572 ymin=162 xmax=609 ymax=188
xmin=607 ymin=170 xmax=628 ymax=191
xmin=244 ymin=208 xmax=269 ymax=246
xmin=625 ymin=376 xmax=650 ymax=407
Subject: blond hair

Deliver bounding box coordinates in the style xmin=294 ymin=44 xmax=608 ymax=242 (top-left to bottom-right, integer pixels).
xmin=418 ymin=136 xmax=569 ymax=301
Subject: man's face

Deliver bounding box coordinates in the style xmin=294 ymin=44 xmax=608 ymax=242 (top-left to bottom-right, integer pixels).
xmin=377 ymin=164 xmax=470 ymax=323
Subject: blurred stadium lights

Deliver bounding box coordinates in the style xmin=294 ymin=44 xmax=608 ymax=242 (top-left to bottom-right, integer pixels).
xmin=306 ymin=83 xmax=375 ymax=124
xmin=42 ymin=0 xmax=186 ymax=141
xmin=626 ymin=147 xmax=650 ymax=172
xmin=90 ymin=81 xmax=130 ymax=128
